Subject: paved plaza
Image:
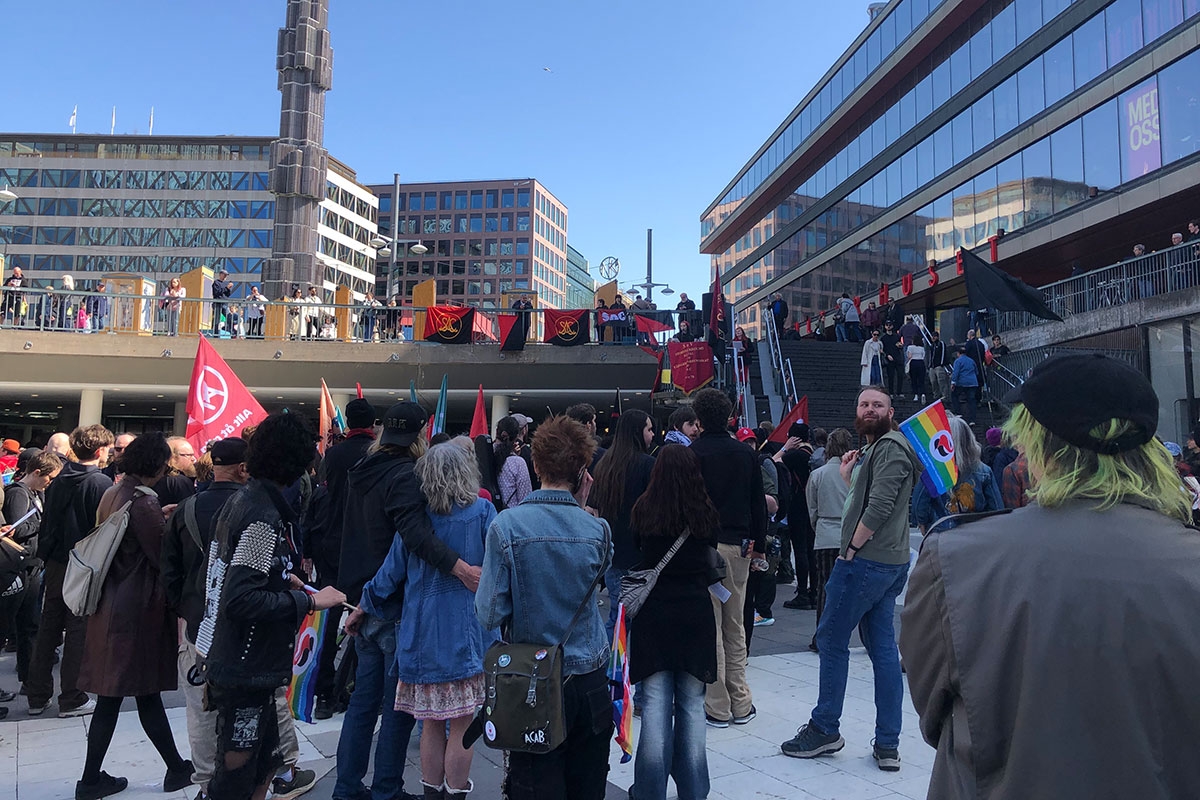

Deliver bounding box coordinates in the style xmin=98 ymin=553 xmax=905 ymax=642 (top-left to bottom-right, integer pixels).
xmin=1 ymin=589 xmax=933 ymax=800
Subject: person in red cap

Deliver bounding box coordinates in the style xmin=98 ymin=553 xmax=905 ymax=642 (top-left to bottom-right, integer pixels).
xmin=0 ymin=439 xmax=20 ymax=474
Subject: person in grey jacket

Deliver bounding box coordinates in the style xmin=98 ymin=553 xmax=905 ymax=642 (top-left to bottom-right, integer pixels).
xmin=804 ymin=428 xmax=853 ymax=652
xmin=782 ymin=387 xmax=922 ymax=771
xmin=900 ymin=353 xmax=1200 ymax=799
xmin=476 ymin=415 xmax=612 ymax=800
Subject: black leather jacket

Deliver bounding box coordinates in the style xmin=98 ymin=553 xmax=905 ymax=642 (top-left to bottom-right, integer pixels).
xmin=196 ymin=478 xmax=309 ymax=689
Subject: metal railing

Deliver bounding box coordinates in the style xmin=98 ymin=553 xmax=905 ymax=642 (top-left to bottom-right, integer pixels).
xmin=996 ymin=240 xmax=1200 ymax=332
xmin=0 ymin=286 xmax=692 ymax=346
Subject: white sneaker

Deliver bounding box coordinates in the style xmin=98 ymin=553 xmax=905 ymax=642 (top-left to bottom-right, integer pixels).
xmin=59 ymin=697 xmax=96 ymax=718
xmin=912 ymin=395 xmax=919 ymax=401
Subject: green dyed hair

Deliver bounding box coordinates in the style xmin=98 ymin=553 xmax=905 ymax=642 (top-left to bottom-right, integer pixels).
xmin=1002 ymin=405 xmax=1193 ymax=524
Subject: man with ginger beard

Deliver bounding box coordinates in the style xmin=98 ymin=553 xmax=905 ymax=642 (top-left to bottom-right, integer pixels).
xmin=781 ymin=386 xmax=922 ymax=772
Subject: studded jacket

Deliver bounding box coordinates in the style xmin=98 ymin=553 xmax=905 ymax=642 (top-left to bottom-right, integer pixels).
xmin=196 ymin=478 xmax=309 ymax=689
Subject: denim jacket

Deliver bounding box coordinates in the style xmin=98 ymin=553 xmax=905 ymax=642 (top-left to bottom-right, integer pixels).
xmin=361 ymin=496 xmax=498 ymax=684
xmin=476 ymin=489 xmax=612 ymax=676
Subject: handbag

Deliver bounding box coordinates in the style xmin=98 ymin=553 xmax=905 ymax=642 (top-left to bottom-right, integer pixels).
xmin=618 ymin=532 xmax=688 ymax=620
xmin=480 ymin=525 xmax=610 ymax=754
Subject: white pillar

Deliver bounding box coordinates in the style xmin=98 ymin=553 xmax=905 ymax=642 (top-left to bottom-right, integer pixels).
xmin=174 ymin=402 xmax=188 ymax=436
xmin=79 ymin=388 xmax=104 ymax=427
xmin=490 ymin=395 xmax=510 ymax=438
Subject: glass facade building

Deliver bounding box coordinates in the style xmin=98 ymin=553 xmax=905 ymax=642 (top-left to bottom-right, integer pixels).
xmin=370 ymin=179 xmax=572 ymax=309
xmin=565 ymin=245 xmax=596 ymax=310
xmin=703 ymin=0 xmax=1200 ymax=336
xmin=0 ymin=134 xmax=378 ymax=297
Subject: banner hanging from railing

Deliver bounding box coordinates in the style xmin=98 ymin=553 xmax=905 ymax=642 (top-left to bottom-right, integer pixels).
xmin=422 ymin=305 xmax=475 ymax=344
xmin=667 ymin=341 xmax=714 ymax=395
xmin=544 ymin=309 xmax=590 ymax=346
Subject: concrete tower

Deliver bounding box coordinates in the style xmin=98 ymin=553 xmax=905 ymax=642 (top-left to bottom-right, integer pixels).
xmin=264 ymin=0 xmax=332 ymax=299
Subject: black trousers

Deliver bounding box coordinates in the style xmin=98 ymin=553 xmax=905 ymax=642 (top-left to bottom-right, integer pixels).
xmin=505 ymin=667 xmax=611 ymax=800
xmin=26 ymin=559 xmax=88 ymax=709
xmin=0 ymin=569 xmax=41 ymax=683
xmin=208 ymin=683 xmax=281 ymax=800
xmin=885 ymin=360 xmax=905 ymax=395
xmin=789 ymin=520 xmax=817 ymax=598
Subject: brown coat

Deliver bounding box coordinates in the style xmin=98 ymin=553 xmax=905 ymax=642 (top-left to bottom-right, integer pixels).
xmin=900 ymin=501 xmax=1200 ymax=799
xmin=78 ymin=478 xmax=178 ymax=697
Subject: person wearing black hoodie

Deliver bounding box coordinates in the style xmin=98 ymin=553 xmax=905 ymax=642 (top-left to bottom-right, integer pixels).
xmin=308 ymin=398 xmax=377 ymax=719
xmin=334 ymin=402 xmax=476 ymax=800
xmin=27 ymin=424 xmax=114 ymax=717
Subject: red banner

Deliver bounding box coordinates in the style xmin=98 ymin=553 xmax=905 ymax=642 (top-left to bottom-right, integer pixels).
xmin=185 ymin=337 xmax=267 ymax=453
xmin=667 ymin=341 xmax=715 ymax=395
xmin=423 ymin=306 xmax=474 ymax=344
xmin=544 ymin=309 xmax=590 ymax=346
xmin=634 ymin=314 xmax=673 ymax=335
xmin=498 ymin=313 xmax=525 ymax=351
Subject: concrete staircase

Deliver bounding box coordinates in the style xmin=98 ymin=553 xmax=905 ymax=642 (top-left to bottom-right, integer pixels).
xmin=774 ymin=340 xmax=1002 ymax=437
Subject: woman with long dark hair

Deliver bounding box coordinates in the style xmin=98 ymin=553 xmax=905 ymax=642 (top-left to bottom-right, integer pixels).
xmin=589 ymin=408 xmax=655 ymax=639
xmin=626 ymin=444 xmax=721 ymax=800
xmin=493 ymin=416 xmax=532 ymax=509
xmin=76 ymin=432 xmax=191 ymax=800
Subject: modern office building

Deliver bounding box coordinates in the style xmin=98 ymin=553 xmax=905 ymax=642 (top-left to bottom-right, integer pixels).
xmin=0 ymin=133 xmax=378 ymax=297
xmin=702 ymin=0 xmax=1200 ymax=340
xmin=565 ymin=244 xmax=596 ymax=309
xmin=369 ymin=179 xmax=571 ymax=308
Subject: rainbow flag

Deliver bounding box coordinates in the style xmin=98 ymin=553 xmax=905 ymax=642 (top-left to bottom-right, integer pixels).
xmin=609 ymin=603 xmax=634 ymax=763
xmin=899 ymin=399 xmax=958 ymax=498
xmin=287 ymin=593 xmax=327 ymax=723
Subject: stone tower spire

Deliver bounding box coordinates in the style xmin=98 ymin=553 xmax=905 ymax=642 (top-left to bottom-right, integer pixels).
xmin=264 ymin=0 xmax=332 ymax=300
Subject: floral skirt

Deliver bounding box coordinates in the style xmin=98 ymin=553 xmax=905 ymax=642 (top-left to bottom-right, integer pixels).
xmin=395 ymin=673 xmax=486 ymax=720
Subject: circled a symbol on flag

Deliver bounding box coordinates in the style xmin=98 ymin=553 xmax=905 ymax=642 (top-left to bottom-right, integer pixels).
xmin=929 ymin=429 xmax=955 ymax=463
xmin=435 ymin=311 xmax=462 ymax=337
xmin=555 ymin=318 xmax=579 ymax=340
xmin=293 ymin=627 xmax=317 ymax=675
xmin=195 ymin=365 xmax=229 ymax=426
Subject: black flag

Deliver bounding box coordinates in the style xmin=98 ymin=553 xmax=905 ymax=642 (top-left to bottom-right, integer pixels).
xmin=960 ymin=248 xmax=1062 ymax=322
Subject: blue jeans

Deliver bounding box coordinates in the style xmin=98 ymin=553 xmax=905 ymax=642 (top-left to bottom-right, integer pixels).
xmin=632 ymin=671 xmax=709 ymax=800
xmin=334 ymin=614 xmax=417 ymax=800
xmin=810 ymin=556 xmax=909 ymax=749
xmin=835 ymin=322 xmax=847 ymax=342
xmin=846 ymin=321 xmax=862 ymax=342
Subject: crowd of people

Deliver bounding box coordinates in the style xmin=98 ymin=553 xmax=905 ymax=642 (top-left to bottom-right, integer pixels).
xmin=2 ymin=358 xmax=1199 ymax=799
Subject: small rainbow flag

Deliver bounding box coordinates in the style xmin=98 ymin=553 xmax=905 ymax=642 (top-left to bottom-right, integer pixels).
xmin=899 ymin=399 xmax=958 ymax=498
xmin=287 ymin=590 xmax=327 ymax=723
xmin=609 ymin=603 xmax=634 ymax=763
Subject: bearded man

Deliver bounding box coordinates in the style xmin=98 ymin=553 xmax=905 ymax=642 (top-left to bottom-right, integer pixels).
xmin=781 ymin=385 xmax=922 ymax=773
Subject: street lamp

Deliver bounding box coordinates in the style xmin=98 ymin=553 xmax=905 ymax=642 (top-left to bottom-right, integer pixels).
xmin=0 ymin=186 xmax=17 ymax=202
xmin=372 ymin=234 xmax=428 ymax=298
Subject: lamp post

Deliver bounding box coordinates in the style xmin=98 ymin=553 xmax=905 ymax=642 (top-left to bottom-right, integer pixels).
xmin=370 ymin=234 xmax=428 ymax=300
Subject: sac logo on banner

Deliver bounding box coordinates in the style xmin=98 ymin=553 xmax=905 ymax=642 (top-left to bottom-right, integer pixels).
xmin=667 ymin=341 xmax=715 ymax=395
xmin=544 ymin=309 xmax=590 ymax=346
xmin=185 ymin=336 xmax=267 ymax=453
xmin=423 ymin=306 xmax=475 ymax=344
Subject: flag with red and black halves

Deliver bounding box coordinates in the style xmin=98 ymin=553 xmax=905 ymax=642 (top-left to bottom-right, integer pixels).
xmin=543 ymin=309 xmax=590 ymax=346
xmin=498 ymin=313 xmax=526 ymax=351
xmin=423 ymin=305 xmax=475 ymax=344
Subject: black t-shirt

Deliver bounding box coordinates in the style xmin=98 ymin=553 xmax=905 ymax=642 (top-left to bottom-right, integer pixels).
xmin=881 ymin=332 xmax=903 ymax=361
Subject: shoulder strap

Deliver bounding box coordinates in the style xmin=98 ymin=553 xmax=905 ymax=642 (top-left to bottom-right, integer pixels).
xmin=650 ymin=533 xmax=689 ymax=578
xmin=925 ymin=508 xmax=1013 ymax=538
xmin=181 ymin=496 xmax=204 ymax=553
xmin=558 ymin=521 xmax=611 ymax=648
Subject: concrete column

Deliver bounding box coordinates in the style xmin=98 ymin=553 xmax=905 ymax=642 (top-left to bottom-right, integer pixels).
xmin=490 ymin=395 xmax=510 ymax=438
xmin=174 ymin=402 xmax=188 ymax=436
xmin=331 ymin=393 xmax=351 ymax=413
xmin=78 ymin=388 xmax=104 ymax=428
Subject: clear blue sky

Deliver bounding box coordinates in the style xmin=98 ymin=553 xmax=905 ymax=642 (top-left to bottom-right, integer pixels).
xmin=5 ymin=0 xmax=869 ymax=303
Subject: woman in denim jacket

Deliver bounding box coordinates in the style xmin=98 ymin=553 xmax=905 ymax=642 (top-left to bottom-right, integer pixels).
xmin=359 ymin=442 xmax=497 ymax=799
xmin=476 ymin=415 xmax=613 ymax=800
xmin=912 ymin=415 xmax=1003 ymax=533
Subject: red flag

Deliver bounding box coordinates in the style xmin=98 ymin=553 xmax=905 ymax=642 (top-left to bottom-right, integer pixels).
xmin=709 ymin=272 xmax=725 ymax=335
xmin=470 ymin=385 xmax=489 ymax=439
xmin=633 ymin=314 xmax=673 ymax=335
xmin=185 ymin=337 xmax=267 ymax=453
xmin=355 ymin=382 xmax=364 ymax=399
xmin=498 ymin=314 xmax=525 ymax=351
xmin=639 ymin=346 xmax=665 ymax=392
xmin=667 ymin=341 xmax=715 ymax=395
xmin=543 ymin=309 xmax=590 ymax=345
xmin=768 ymin=396 xmax=809 ymax=444
xmin=423 ymin=306 xmax=474 ymax=344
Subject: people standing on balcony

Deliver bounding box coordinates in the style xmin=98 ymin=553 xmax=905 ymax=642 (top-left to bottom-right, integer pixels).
xmin=880 ymin=322 xmax=904 ymax=396
xmin=769 ymin=292 xmax=788 ymax=336
xmin=162 ymin=277 xmax=185 ymax=337
xmin=244 ymin=285 xmax=266 ymax=339
xmin=511 ymin=293 xmax=533 ymax=341
xmin=733 ymin=326 xmax=754 ymax=384
xmin=285 ymin=286 xmax=303 ymax=340
xmin=905 ymin=342 xmax=927 ymax=403
xmin=672 ymin=319 xmax=696 ymax=343
xmin=60 ymin=275 xmax=81 ymax=331
xmin=303 ymin=285 xmax=322 ymax=340
xmin=950 ymin=347 xmax=980 ymax=426
xmin=384 ymin=296 xmax=401 ymax=341
xmin=1 ymin=266 xmax=25 ymax=326
xmin=87 ymin=280 xmax=109 ymax=332
xmin=360 ymin=291 xmax=381 ymax=342
xmin=860 ymin=330 xmax=884 ymax=387
xmin=210 ymin=269 xmax=233 ymax=336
